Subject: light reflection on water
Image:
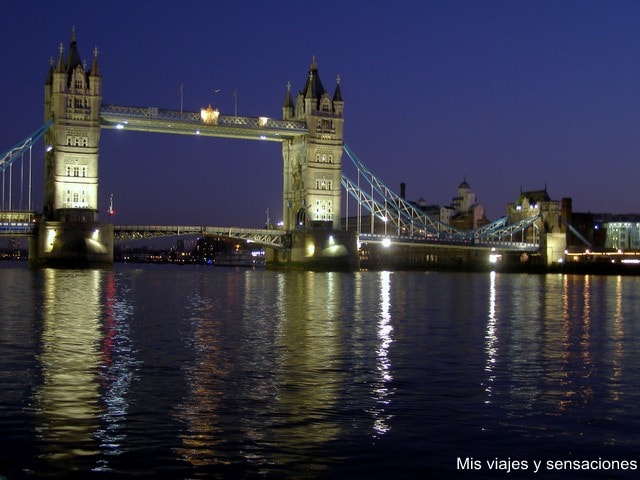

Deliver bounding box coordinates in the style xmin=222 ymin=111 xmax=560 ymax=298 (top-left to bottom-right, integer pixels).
xmin=1 ymin=265 xmax=640 ymax=478
xmin=30 ymin=269 xmax=138 ymax=475
xmin=373 ymin=271 xmax=393 ymax=436
xmin=34 ymin=269 xmax=103 ymax=467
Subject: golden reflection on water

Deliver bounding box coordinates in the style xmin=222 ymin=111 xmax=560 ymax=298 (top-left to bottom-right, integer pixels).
xmin=174 ymin=285 xmax=229 ymax=468
xmin=558 ymin=275 xmax=595 ymax=410
xmin=34 ymin=269 xmax=103 ymax=467
xmin=174 ymin=270 xmax=347 ymax=472
xmin=173 ymin=270 xmax=396 ymax=473
xmin=610 ymin=276 xmax=624 ymax=402
xmin=273 ymin=272 xmax=344 ymax=453
xmin=485 ymin=273 xmax=630 ymax=415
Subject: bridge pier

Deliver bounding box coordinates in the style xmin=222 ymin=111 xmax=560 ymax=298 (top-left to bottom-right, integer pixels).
xmin=266 ymin=229 xmax=358 ymax=271
xmin=29 ymin=219 xmax=113 ymax=268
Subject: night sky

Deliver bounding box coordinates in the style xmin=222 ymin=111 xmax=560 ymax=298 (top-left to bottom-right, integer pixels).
xmin=2 ymin=1 xmax=639 ymax=228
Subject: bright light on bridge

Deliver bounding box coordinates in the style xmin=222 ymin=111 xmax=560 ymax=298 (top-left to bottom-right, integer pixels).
xmin=382 ymin=238 xmax=391 ymax=248
xmin=200 ymin=105 xmax=219 ymax=124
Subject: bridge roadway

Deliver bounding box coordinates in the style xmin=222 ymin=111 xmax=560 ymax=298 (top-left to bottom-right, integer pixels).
xmin=0 ymin=211 xmax=36 ymax=236
xmin=0 ymin=211 xmax=539 ymax=253
xmin=357 ymin=233 xmax=539 ymax=252
xmin=113 ymin=225 xmax=288 ymax=249
xmin=100 ymin=104 xmax=308 ymax=141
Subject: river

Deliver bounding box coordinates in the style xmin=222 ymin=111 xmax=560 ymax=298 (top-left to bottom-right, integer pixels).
xmin=1 ymin=263 xmax=640 ymax=478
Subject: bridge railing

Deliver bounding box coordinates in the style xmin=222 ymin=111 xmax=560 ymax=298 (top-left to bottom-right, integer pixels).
xmin=0 ymin=211 xmax=37 ymax=236
xmin=100 ymin=104 xmax=307 ymax=133
xmin=114 ymin=225 xmax=288 ymax=249
xmin=358 ymin=233 xmax=539 ymax=252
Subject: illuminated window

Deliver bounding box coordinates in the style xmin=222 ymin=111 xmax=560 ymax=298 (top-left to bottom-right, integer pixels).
xmin=316 ymin=152 xmax=333 ymax=163
xmin=315 ymin=179 xmax=333 ymax=190
xmin=320 ymin=95 xmax=332 ymax=112
xmin=65 ymin=188 xmax=88 ymax=208
xmin=315 ymin=200 xmax=333 ymax=220
xmin=317 ymin=119 xmax=334 ymax=132
xmin=65 ymin=164 xmax=88 ymax=177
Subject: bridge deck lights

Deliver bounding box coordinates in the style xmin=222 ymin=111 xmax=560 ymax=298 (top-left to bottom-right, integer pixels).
xmin=200 ymin=105 xmax=219 ymax=124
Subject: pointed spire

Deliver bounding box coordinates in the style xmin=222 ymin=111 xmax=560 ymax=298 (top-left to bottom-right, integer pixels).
xmin=45 ymin=56 xmax=54 ymax=84
xmin=89 ymin=46 xmax=101 ymax=77
xmin=283 ymin=80 xmax=293 ymax=108
xmin=64 ymin=27 xmax=84 ymax=87
xmin=55 ymin=42 xmax=65 ymax=73
xmin=305 ymin=71 xmax=315 ymax=99
xmin=301 ymin=55 xmax=326 ymax=101
xmin=332 ymin=74 xmax=343 ymax=103
xmin=66 ymin=31 xmax=82 ymax=75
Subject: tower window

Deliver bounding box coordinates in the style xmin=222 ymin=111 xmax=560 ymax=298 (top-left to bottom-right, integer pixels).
xmin=315 ymin=179 xmax=333 ymax=190
xmin=65 ymin=164 xmax=88 ymax=178
xmin=314 ymin=200 xmax=333 ymax=221
xmin=315 ymin=153 xmax=333 ymax=163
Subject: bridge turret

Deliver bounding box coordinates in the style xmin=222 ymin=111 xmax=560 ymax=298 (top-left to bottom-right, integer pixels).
xmin=332 ymin=75 xmax=344 ymax=116
xmin=282 ymin=81 xmax=294 ymax=120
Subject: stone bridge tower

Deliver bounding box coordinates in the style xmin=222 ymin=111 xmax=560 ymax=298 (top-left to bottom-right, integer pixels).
xmin=44 ymin=29 xmax=101 ymax=221
xmin=31 ymin=30 xmax=113 ymax=266
xmin=282 ymin=58 xmax=344 ymax=231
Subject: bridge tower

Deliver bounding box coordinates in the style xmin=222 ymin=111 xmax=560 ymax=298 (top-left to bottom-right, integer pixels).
xmin=30 ymin=30 xmax=113 ymax=267
xmin=270 ymin=58 xmax=357 ymax=270
xmin=282 ymin=57 xmax=344 ymax=231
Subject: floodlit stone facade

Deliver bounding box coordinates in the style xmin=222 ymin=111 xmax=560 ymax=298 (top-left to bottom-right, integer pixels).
xmin=282 ymin=58 xmax=344 ymax=230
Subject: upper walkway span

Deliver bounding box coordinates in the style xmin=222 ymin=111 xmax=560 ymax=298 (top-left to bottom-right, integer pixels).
xmin=100 ymin=104 xmax=308 ymax=141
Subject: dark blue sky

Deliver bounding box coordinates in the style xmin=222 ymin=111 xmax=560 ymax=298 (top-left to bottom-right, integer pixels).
xmin=2 ymin=0 xmax=639 ymax=227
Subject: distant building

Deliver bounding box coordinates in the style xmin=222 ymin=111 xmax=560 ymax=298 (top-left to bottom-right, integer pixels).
xmin=595 ymin=214 xmax=640 ymax=250
xmin=440 ymin=179 xmax=487 ymax=230
xmin=564 ymin=208 xmax=640 ymax=252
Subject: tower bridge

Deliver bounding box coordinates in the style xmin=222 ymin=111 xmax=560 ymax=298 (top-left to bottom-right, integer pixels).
xmin=0 ymin=30 xmax=570 ymax=270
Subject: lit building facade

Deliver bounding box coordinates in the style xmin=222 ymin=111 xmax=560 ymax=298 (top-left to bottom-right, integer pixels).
xmin=44 ymin=30 xmax=102 ymax=222
xmin=282 ymin=58 xmax=344 ymax=230
xmin=31 ymin=30 xmax=113 ymax=267
xmin=596 ymin=215 xmax=640 ymax=250
xmin=440 ymin=179 xmax=487 ymax=229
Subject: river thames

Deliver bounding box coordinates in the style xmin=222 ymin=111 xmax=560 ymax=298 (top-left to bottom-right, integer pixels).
xmin=1 ymin=263 xmax=640 ymax=479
